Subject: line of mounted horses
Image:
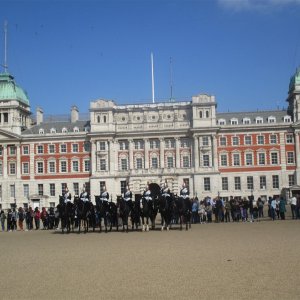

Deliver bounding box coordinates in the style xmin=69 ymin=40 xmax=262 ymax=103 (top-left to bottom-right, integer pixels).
xmin=57 ymin=194 xmax=192 ymax=234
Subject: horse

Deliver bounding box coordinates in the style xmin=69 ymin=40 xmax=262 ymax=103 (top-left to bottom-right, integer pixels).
xmin=58 ymin=196 xmax=74 ymax=234
xmin=117 ymin=196 xmax=131 ymax=232
xmin=74 ymin=196 xmax=89 ymax=233
xmin=159 ymin=194 xmax=174 ymax=231
xmin=140 ymin=197 xmax=154 ymax=232
xmin=174 ymin=195 xmax=192 ymax=231
xmin=107 ymin=201 xmax=118 ymax=231
xmin=131 ymin=198 xmax=141 ymax=231
xmin=95 ymin=196 xmax=109 ymax=233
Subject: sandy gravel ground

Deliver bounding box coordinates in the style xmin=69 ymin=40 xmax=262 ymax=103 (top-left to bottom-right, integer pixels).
xmin=1 ymin=219 xmax=300 ymax=300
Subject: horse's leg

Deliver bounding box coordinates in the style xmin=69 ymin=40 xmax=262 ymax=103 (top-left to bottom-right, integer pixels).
xmin=146 ymin=216 xmax=149 ymax=232
xmin=142 ymin=216 xmax=145 ymax=232
xmin=180 ymin=215 xmax=183 ymax=231
xmin=99 ymin=217 xmax=102 ymax=233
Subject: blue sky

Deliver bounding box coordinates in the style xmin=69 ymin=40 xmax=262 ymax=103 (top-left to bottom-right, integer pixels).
xmin=1 ymin=0 xmax=300 ymax=115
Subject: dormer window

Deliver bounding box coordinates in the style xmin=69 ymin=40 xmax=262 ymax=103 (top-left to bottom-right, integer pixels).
xmin=62 ymin=127 xmax=68 ymax=133
xmin=73 ymin=127 xmax=79 ymax=133
xmin=230 ymin=118 xmax=238 ymax=125
xmin=268 ymin=116 xmax=276 ymax=123
xmin=50 ymin=128 xmax=56 ymax=134
xmin=283 ymin=116 xmax=291 ymax=123
xmin=218 ymin=119 xmax=226 ymax=125
xmin=243 ymin=118 xmax=251 ymax=125
xmin=255 ymin=117 xmax=263 ymax=124
xmin=39 ymin=128 xmax=44 ymax=135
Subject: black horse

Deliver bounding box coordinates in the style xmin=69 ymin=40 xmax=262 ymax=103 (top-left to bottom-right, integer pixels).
xmin=107 ymin=201 xmax=118 ymax=231
xmin=131 ymin=198 xmax=141 ymax=231
xmin=95 ymin=196 xmax=109 ymax=233
xmin=175 ymin=195 xmax=192 ymax=231
xmin=140 ymin=197 xmax=154 ymax=232
xmin=58 ymin=196 xmax=74 ymax=233
xmin=74 ymin=196 xmax=89 ymax=233
xmin=159 ymin=194 xmax=174 ymax=231
xmin=118 ymin=196 xmax=131 ymax=232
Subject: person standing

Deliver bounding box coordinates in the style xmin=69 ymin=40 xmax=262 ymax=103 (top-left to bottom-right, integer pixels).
xmin=224 ymin=199 xmax=231 ymax=223
xmin=11 ymin=208 xmax=17 ymax=231
xmin=7 ymin=209 xmax=12 ymax=231
xmin=257 ymin=197 xmax=264 ymax=219
xmin=192 ymin=199 xmax=199 ymax=224
xmin=18 ymin=207 xmax=25 ymax=231
xmin=290 ymin=195 xmax=297 ymax=219
xmin=0 ymin=210 xmax=6 ymax=231
xmin=40 ymin=207 xmax=48 ymax=229
xmin=270 ymin=197 xmax=277 ymax=221
xmin=34 ymin=207 xmax=41 ymax=230
xmin=279 ymin=198 xmax=286 ymax=220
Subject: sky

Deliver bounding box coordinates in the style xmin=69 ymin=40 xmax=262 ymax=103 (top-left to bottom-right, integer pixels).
xmin=1 ymin=0 xmax=300 ymax=116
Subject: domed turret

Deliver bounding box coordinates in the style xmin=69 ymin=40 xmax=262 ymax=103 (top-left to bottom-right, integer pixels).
xmin=287 ymin=67 xmax=300 ymax=122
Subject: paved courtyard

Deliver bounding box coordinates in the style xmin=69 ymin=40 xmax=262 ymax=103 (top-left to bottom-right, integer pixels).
xmin=1 ymin=219 xmax=300 ymax=299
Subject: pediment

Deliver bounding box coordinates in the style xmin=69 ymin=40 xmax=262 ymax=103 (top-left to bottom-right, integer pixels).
xmin=0 ymin=129 xmax=21 ymax=142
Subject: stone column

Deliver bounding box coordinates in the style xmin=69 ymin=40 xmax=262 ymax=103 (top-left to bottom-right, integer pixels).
xmin=129 ymin=139 xmax=134 ymax=170
xmin=144 ymin=139 xmax=149 ymax=169
xmin=109 ymin=140 xmax=115 ymax=173
xmin=175 ymin=138 xmax=181 ymax=168
xmin=16 ymin=144 xmax=21 ymax=179
xmin=159 ymin=138 xmax=165 ymax=169
xmin=194 ymin=136 xmax=199 ymax=171
xmin=212 ymin=135 xmax=218 ymax=171
xmin=3 ymin=145 xmax=7 ymax=178
xmin=91 ymin=141 xmax=96 ymax=175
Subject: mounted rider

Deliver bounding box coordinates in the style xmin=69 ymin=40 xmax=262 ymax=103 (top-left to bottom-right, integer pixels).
xmin=180 ymin=182 xmax=189 ymax=200
xmin=123 ymin=185 xmax=133 ymax=210
xmin=100 ymin=185 xmax=109 ymax=202
xmin=80 ymin=184 xmax=89 ymax=202
xmin=143 ymin=183 xmax=152 ymax=202
xmin=161 ymin=181 xmax=172 ymax=206
xmin=64 ymin=186 xmax=72 ymax=204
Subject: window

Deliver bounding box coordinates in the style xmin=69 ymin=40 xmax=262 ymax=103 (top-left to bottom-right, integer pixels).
xmin=37 ymin=162 xmax=44 ymax=174
xmin=38 ymin=184 xmax=44 ymax=196
xmin=256 ymin=117 xmax=263 ymax=124
xmin=23 ymin=146 xmax=29 ymax=155
xmin=103 ymin=116 xmax=107 ymax=123
xmin=218 ymin=119 xmax=226 ymax=125
xmin=220 ymin=137 xmax=226 ymax=146
xmin=199 ymin=111 xmax=203 ymax=118
xmin=182 ymin=155 xmax=190 ymax=168
xmin=204 ymin=177 xmax=210 ymax=191
xmin=120 ymin=181 xmax=127 ymax=194
xmin=60 ymin=161 xmax=67 ymax=173
xmin=272 ymin=175 xmax=279 ymax=189
xmin=119 ymin=141 xmax=128 ymax=150
xmin=286 ymin=134 xmax=294 ymax=144
xmin=10 ymin=146 xmax=16 ymax=155
xmin=202 ymin=136 xmax=209 ymax=146
xmin=23 ymin=184 xmax=29 ymax=198
xmin=50 ymin=183 xmax=55 ymax=196
xmin=205 ymin=111 xmax=209 ymax=118
xmin=72 ymin=160 xmax=79 ymax=172
xmin=73 ymin=127 xmax=79 ymax=133
xmin=284 ymin=116 xmax=291 ymax=123
xmin=271 ymin=152 xmax=278 ymax=165
xmin=268 ymin=116 xmax=276 ymax=123
xmin=100 ymin=159 xmax=106 ymax=171
xmin=10 ymin=185 xmax=15 ymax=198
xmin=73 ymin=183 xmax=79 ymax=196
xmin=243 ymin=118 xmax=251 ymax=125
xmin=37 ymin=145 xmax=43 ymax=154
xmin=203 ymin=155 xmax=210 ymax=167
xmin=232 ymin=136 xmax=239 ymax=146
xmin=167 ymin=156 xmax=174 ymax=168
xmin=220 ymin=154 xmax=227 ymax=166
xmin=50 ymin=128 xmax=56 ymax=134
xmin=61 ymin=183 xmax=67 ymax=195
xmin=247 ymin=176 xmax=254 ymax=190
xmin=233 ymin=154 xmax=240 ymax=166
xmin=9 ymin=163 xmax=16 ymax=175
xmin=97 ymin=115 xmax=101 ymax=123
xmin=288 ymin=174 xmax=295 ymax=187
xmin=257 ymin=135 xmax=264 ymax=145
xmin=244 ymin=136 xmax=252 ymax=145
xmin=121 ymin=158 xmax=128 ymax=171
xmin=39 ymin=128 xmax=44 ymax=135
xmin=234 ymin=177 xmax=241 ymax=190
xmin=72 ymin=144 xmax=79 ymax=153
xmin=230 ymin=118 xmax=238 ymax=125
xmin=258 ymin=153 xmax=266 ymax=165
xmin=84 ymin=160 xmax=90 ymax=172
xmin=49 ymin=144 xmax=55 ymax=153
xmin=3 ymin=113 xmax=8 ymax=123
xmin=49 ymin=161 xmax=55 ymax=173
xmin=84 ymin=142 xmax=90 ymax=152
xmin=260 ymin=176 xmax=266 ymax=189
xmin=99 ymin=141 xmax=106 ymax=151
xmin=60 ymin=144 xmax=67 ymax=153
xmin=165 ymin=139 xmax=175 ymax=149
xmin=222 ymin=177 xmax=228 ymax=191
xmin=134 ymin=140 xmax=144 ymax=150
xmin=136 ymin=158 xmax=143 ymax=169
xmin=245 ymin=153 xmax=253 ymax=166
xmin=181 ymin=139 xmax=190 ymax=148
xmin=287 ymin=152 xmax=295 ymax=164
xmin=270 ymin=135 xmax=277 ymax=144
xmin=62 ymin=127 xmax=68 ymax=133
xmin=151 ymin=157 xmax=158 ymax=169
xmin=150 ymin=140 xmax=159 ymax=149
xmin=22 ymin=162 xmax=29 ymax=174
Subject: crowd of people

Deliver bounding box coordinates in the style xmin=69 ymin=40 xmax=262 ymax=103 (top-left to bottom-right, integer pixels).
xmin=0 ymin=193 xmax=299 ymax=232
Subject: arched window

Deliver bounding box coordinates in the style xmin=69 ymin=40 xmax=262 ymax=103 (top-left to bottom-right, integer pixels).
xmin=73 ymin=127 xmax=79 ymax=133
xmin=103 ymin=115 xmax=107 ymax=123
xmin=50 ymin=128 xmax=56 ymax=134
xmin=97 ymin=116 xmax=101 ymax=123
xmin=205 ymin=111 xmax=209 ymax=118
xmin=62 ymin=127 xmax=68 ymax=133
xmin=199 ymin=111 xmax=203 ymax=118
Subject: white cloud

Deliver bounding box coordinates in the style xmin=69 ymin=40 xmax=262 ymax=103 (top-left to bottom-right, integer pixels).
xmin=218 ymin=0 xmax=300 ymax=12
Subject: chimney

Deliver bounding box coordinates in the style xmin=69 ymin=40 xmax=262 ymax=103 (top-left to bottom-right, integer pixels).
xmin=71 ymin=105 xmax=79 ymax=123
xmin=36 ymin=107 xmax=43 ymax=125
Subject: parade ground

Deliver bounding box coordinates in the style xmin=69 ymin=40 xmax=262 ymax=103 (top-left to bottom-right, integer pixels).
xmin=1 ymin=220 xmax=300 ymax=300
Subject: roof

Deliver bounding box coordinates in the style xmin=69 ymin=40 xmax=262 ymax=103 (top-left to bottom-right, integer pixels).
xmin=0 ymin=73 xmax=30 ymax=106
xmin=22 ymin=120 xmax=90 ymax=135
